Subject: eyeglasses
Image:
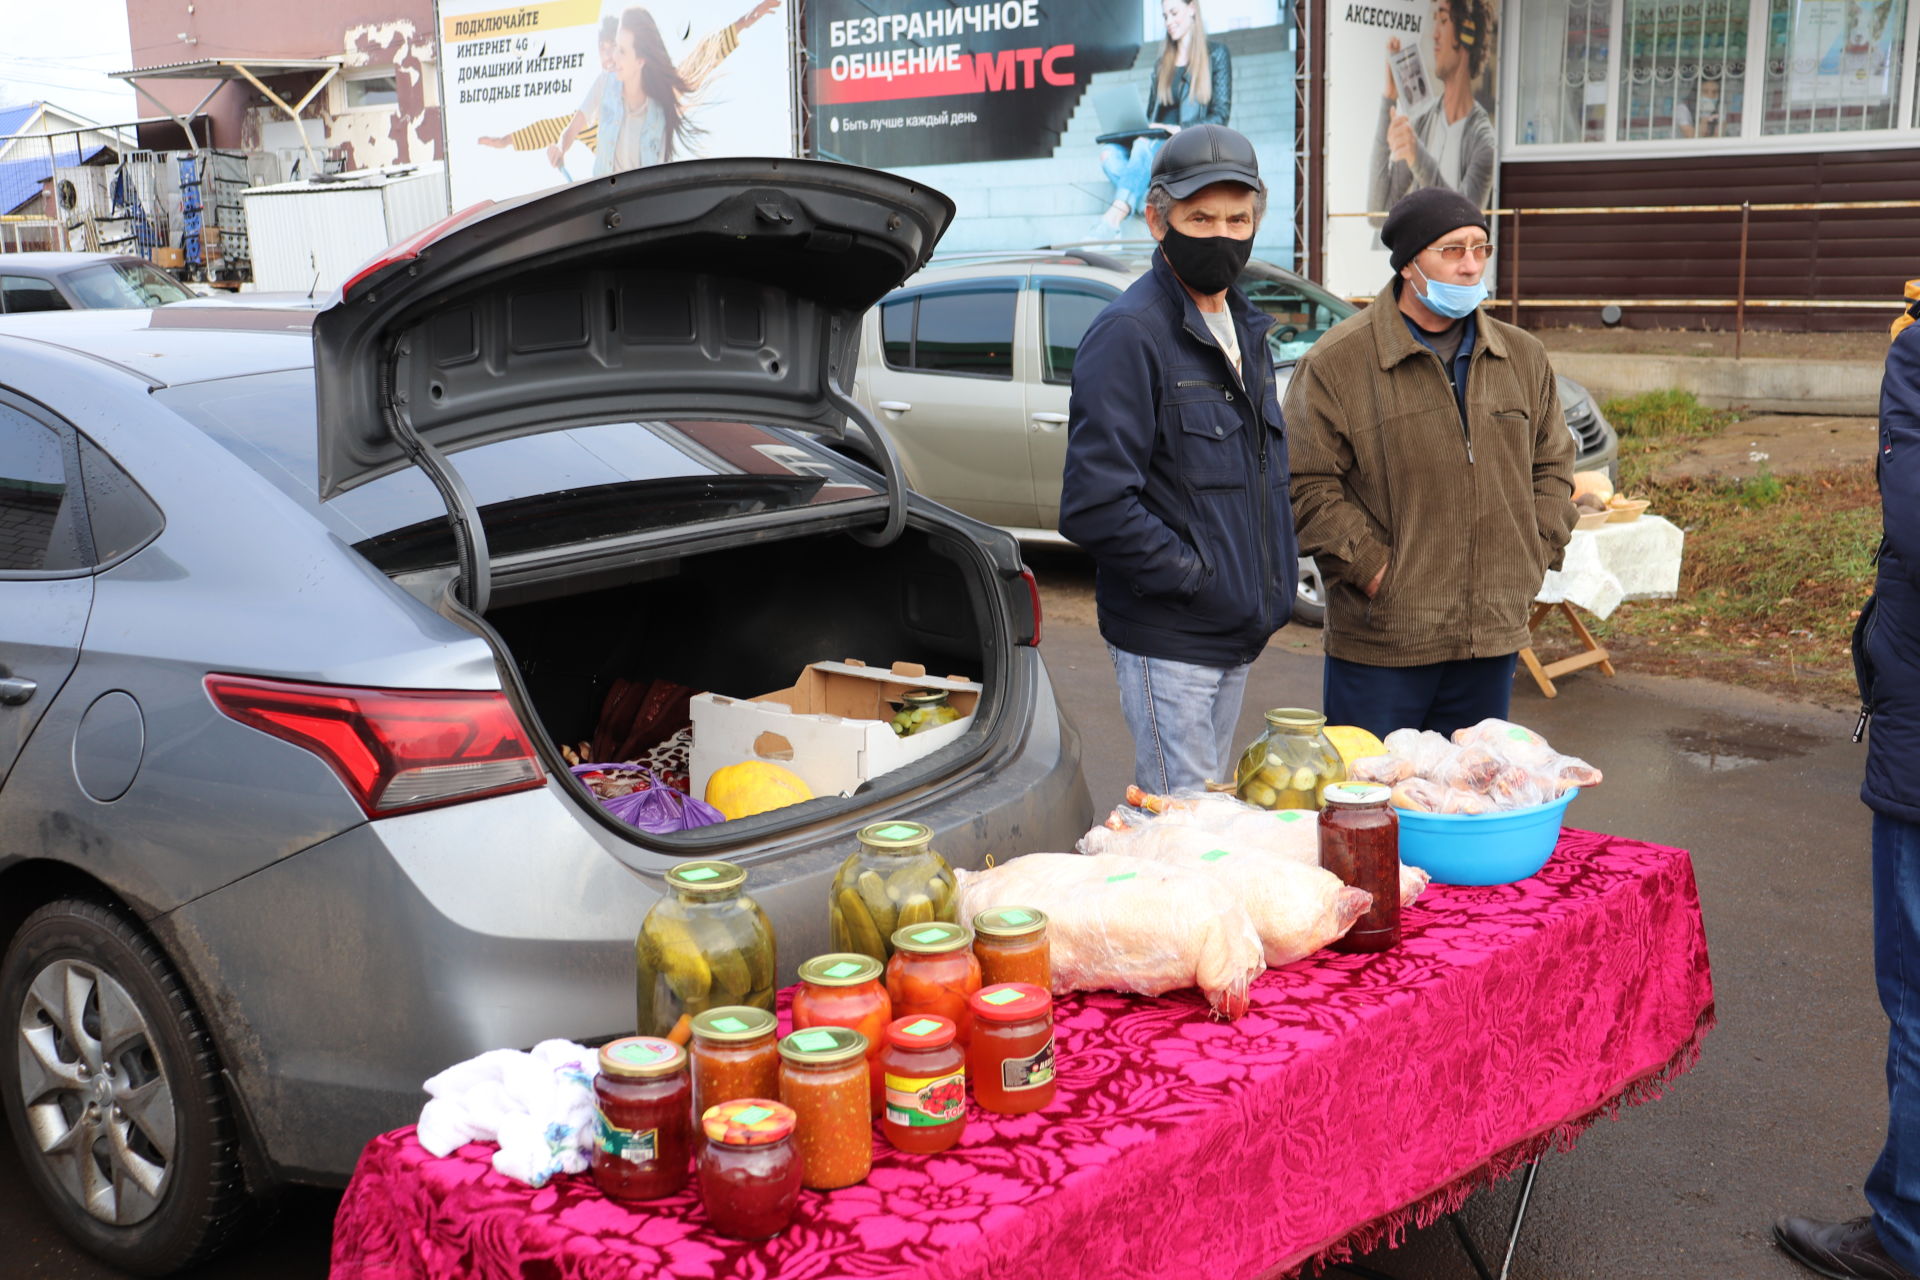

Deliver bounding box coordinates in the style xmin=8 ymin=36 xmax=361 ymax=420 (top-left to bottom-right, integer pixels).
xmin=1425 ymin=241 xmax=1495 ymax=262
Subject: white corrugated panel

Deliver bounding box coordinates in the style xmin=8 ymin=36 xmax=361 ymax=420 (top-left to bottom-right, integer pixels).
xmin=378 ymin=166 xmax=450 ymax=243
xmin=240 ymin=163 xmax=451 ymax=294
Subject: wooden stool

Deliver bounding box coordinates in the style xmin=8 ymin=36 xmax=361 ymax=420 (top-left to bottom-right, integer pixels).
xmin=1518 ymin=601 xmax=1615 ymax=698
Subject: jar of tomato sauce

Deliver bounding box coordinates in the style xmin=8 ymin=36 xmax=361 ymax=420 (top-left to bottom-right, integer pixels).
xmin=697 ymin=1098 xmax=803 ymax=1241
xmin=792 ymin=954 xmax=891 ymax=1117
xmin=879 ymin=1015 xmax=967 ymax=1154
xmin=591 ymin=1035 xmax=692 ymax=1202
xmin=776 ymin=1026 xmax=872 ymax=1190
xmin=967 ymin=983 xmax=1056 ymax=1114
xmin=971 ymin=906 xmax=1050 ymax=989
xmin=1320 ymin=782 xmax=1401 ymax=954
xmin=689 ymin=1006 xmax=780 ymax=1123
xmin=886 ymin=921 xmax=982 ymax=1047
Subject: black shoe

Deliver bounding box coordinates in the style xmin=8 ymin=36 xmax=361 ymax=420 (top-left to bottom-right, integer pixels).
xmin=1774 ymin=1215 xmax=1920 ymax=1280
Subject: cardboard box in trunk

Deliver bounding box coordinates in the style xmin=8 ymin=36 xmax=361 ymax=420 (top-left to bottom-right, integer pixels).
xmin=690 ymin=660 xmax=981 ymax=800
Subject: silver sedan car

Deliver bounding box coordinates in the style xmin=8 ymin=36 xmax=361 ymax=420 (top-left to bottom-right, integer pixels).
xmin=0 ymin=161 xmax=1090 ymax=1274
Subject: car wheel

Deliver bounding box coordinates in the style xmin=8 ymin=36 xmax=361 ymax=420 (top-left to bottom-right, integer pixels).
xmin=2 ymin=900 xmax=248 ymax=1275
xmin=1293 ymin=556 xmax=1327 ymax=627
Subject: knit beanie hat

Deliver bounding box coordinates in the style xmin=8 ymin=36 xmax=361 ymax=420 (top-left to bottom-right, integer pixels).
xmin=1381 ymin=187 xmax=1490 ymax=273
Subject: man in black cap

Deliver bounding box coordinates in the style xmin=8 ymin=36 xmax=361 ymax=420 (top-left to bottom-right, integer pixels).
xmin=1060 ymin=124 xmax=1297 ymax=792
xmin=1284 ymin=186 xmax=1576 ymax=738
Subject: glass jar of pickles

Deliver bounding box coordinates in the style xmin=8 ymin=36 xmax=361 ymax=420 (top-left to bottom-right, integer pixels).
xmin=971 ymin=906 xmax=1050 ymax=989
xmin=776 ymin=1026 xmax=873 ymax=1190
xmin=879 ymin=1015 xmax=967 ymax=1154
xmin=697 ymin=1099 xmax=803 ymax=1241
xmin=829 ymin=821 xmax=957 ymax=964
xmin=1235 ymin=708 xmax=1347 ymax=810
xmin=636 ymin=861 xmax=777 ymax=1040
xmin=886 ymin=921 xmax=982 ymax=1047
xmin=792 ymin=954 xmax=892 ymax=1117
xmin=890 ymin=688 xmax=962 ymax=737
xmin=689 ymin=1006 xmax=781 ymax=1123
xmin=967 ymin=983 xmax=1056 ymax=1115
xmin=592 ymin=1036 xmax=693 ymax=1202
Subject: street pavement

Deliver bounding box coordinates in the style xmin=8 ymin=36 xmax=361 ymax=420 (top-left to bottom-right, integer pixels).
xmin=2 ymin=601 xmax=1884 ymax=1279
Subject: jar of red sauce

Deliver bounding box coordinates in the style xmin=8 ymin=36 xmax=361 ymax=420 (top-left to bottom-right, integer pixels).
xmin=967 ymin=983 xmax=1056 ymax=1114
xmin=792 ymin=954 xmax=892 ymax=1117
xmin=776 ymin=1026 xmax=872 ymax=1190
xmin=591 ymin=1035 xmax=692 ymax=1202
xmin=886 ymin=922 xmax=982 ymax=1047
xmin=689 ymin=1006 xmax=780 ymax=1123
xmin=879 ymin=1015 xmax=967 ymax=1154
xmin=971 ymin=906 xmax=1050 ymax=989
xmin=1320 ymin=782 xmax=1401 ymax=954
xmin=697 ymin=1098 xmax=803 ymax=1241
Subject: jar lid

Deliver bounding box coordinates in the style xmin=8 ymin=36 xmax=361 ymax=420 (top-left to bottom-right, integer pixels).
xmin=857 ymin=820 xmax=933 ymax=851
xmin=1264 ymin=707 xmax=1328 ymax=730
xmin=1324 ymin=782 xmax=1392 ymax=807
xmin=972 ymin=906 xmax=1048 ymax=939
xmin=598 ymin=1035 xmax=687 ymax=1079
xmin=689 ymin=1006 xmax=778 ymax=1043
xmin=968 ymin=982 xmax=1051 ymax=1022
xmin=667 ymin=860 xmax=746 ymax=893
xmin=884 ymin=1014 xmax=957 ymax=1050
xmin=777 ymin=1025 xmax=869 ymax=1066
xmin=899 ymin=689 xmax=948 ymax=708
xmin=797 ymin=953 xmax=885 ymax=987
xmin=890 ymin=921 xmax=972 ymax=954
xmin=701 ymin=1098 xmax=797 ymax=1146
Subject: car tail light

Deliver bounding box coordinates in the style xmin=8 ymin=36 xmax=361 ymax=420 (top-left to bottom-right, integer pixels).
xmin=204 ymin=674 xmax=544 ymax=817
xmin=340 ymin=200 xmax=496 ymax=298
xmin=1018 ymin=567 xmax=1042 ymax=646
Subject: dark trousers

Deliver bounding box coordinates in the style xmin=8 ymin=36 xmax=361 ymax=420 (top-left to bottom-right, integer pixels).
xmin=1322 ymin=653 xmax=1519 ymax=739
xmin=1870 ymin=812 xmax=1920 ymax=1271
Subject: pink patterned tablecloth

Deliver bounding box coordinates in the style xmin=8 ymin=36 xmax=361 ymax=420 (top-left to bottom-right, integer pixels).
xmin=331 ymin=827 xmax=1714 ymax=1280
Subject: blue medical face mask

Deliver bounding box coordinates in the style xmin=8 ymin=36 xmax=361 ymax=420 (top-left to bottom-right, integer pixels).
xmin=1411 ymin=263 xmax=1488 ymax=320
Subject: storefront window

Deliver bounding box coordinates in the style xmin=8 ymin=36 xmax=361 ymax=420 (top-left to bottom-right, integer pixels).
xmin=1515 ymin=0 xmax=1612 ymax=144
xmin=1616 ymin=0 xmax=1750 ymax=139
xmin=1762 ymin=0 xmax=1907 ymax=133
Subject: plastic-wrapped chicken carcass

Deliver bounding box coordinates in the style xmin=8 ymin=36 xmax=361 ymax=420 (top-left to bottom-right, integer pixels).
xmin=1351 ymin=719 xmax=1603 ymax=811
xmin=954 ymin=852 xmax=1265 ymax=1019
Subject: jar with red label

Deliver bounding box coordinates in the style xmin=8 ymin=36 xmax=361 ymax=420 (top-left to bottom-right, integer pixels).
xmin=697 ymin=1098 xmax=803 ymax=1241
xmin=592 ymin=1035 xmax=692 ymax=1201
xmin=967 ymin=983 xmax=1056 ymax=1114
xmin=792 ymin=954 xmax=891 ymax=1117
xmin=689 ymin=1006 xmax=780 ymax=1123
xmin=879 ymin=1014 xmax=967 ymax=1154
xmin=1320 ymin=782 xmax=1401 ymax=953
xmin=886 ymin=921 xmax=982 ymax=1046
xmin=971 ymin=906 xmax=1050 ymax=989
xmin=776 ymin=1025 xmax=872 ymax=1190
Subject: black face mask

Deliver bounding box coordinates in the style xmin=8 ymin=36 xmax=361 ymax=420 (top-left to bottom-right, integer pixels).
xmin=1159 ymin=225 xmax=1254 ymax=296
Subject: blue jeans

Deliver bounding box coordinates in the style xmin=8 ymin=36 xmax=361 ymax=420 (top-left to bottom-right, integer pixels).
xmin=1107 ymin=644 xmax=1252 ymax=793
xmin=1871 ymin=812 xmax=1920 ymax=1272
xmin=1322 ymin=653 xmax=1520 ymax=741
xmin=1099 ymin=136 xmax=1162 ymax=216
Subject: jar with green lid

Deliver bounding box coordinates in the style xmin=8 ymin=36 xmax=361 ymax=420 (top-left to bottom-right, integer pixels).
xmin=776 ymin=1026 xmax=872 ymax=1189
xmin=885 ymin=921 xmax=983 ymax=1046
xmin=828 ymin=821 xmax=957 ymax=964
xmin=1235 ymin=708 xmax=1347 ymax=811
xmin=636 ymin=860 xmax=776 ymax=1039
xmin=689 ymin=1005 xmax=781 ymax=1122
xmin=889 ymin=689 xmax=962 ymax=737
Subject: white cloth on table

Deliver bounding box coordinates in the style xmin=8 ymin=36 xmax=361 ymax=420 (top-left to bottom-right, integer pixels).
xmin=1535 ymin=515 xmax=1685 ymax=620
xmin=415 ymin=1039 xmax=597 ymax=1187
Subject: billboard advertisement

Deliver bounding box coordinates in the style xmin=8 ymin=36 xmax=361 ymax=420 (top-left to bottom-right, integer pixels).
xmin=438 ymin=0 xmax=794 ymax=207
xmin=1323 ymin=0 xmax=1501 ymax=299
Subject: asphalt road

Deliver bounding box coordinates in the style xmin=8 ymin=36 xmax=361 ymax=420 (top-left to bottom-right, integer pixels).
xmin=3 ymin=576 xmax=1883 ymax=1279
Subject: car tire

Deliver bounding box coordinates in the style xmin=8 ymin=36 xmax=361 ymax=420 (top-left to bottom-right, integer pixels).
xmin=1 ymin=900 xmax=249 ymax=1276
xmin=1292 ymin=556 xmax=1327 ymax=628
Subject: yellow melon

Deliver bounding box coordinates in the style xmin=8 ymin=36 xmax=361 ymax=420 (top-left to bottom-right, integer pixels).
xmin=705 ymin=761 xmax=814 ymax=820
xmin=1323 ymin=725 xmax=1387 ymax=767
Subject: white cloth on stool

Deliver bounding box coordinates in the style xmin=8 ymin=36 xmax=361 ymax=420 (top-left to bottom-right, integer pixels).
xmin=1536 ymin=515 xmax=1685 ymax=620
xmin=415 ymin=1039 xmax=597 ymax=1187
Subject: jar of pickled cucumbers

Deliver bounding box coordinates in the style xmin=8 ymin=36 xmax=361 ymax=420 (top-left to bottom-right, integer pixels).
xmin=1235 ymin=708 xmax=1347 ymax=811
xmin=890 ymin=689 xmax=963 ymax=737
xmin=636 ymin=861 xmax=777 ymax=1040
xmin=829 ymin=821 xmax=957 ymax=964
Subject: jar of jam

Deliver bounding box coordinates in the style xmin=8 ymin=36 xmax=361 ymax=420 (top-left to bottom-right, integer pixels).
xmin=971 ymin=906 xmax=1051 ymax=989
xmin=689 ymin=1006 xmax=780 ymax=1123
xmin=879 ymin=1015 xmax=967 ymax=1154
xmin=1236 ymin=708 xmax=1347 ymax=810
xmin=636 ymin=860 xmax=777 ymax=1040
xmin=967 ymin=983 xmax=1056 ymax=1115
xmin=792 ymin=954 xmax=892 ymax=1117
xmin=776 ymin=1026 xmax=872 ymax=1190
xmin=697 ymin=1098 xmax=803 ymax=1241
xmin=886 ymin=921 xmax=982 ymax=1046
xmin=591 ymin=1035 xmax=692 ymax=1202
xmin=1320 ymin=782 xmax=1401 ymax=953
xmin=829 ymin=821 xmax=957 ymax=964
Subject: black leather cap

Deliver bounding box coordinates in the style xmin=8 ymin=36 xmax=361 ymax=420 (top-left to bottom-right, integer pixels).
xmin=1149 ymin=124 xmax=1263 ymax=200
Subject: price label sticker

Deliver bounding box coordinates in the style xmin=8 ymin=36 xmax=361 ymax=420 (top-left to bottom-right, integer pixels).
xmin=709 ymin=1016 xmax=750 ymax=1033
xmin=982 ymin=988 xmax=1024 ymax=1005
xmin=998 ymin=909 xmax=1034 ymax=925
xmin=903 ymin=1018 xmax=945 ymax=1036
xmin=911 ymin=928 xmax=948 ymax=943
xmin=873 ymin=824 xmax=921 ymax=841
xmin=1201 ymin=849 xmax=1234 ymax=862
xmin=677 ymin=866 xmax=721 ymax=881
xmin=1106 ymin=872 xmax=1137 ymax=883
xmin=789 ymin=1030 xmax=840 ymax=1053
xmin=733 ymin=1105 xmax=774 ymax=1125
xmin=823 ymin=961 xmax=864 ymax=979
xmin=1276 ymin=811 xmax=1305 ymax=823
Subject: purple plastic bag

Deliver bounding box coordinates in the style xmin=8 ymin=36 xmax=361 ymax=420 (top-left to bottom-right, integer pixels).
xmin=570 ymin=763 xmax=725 ymax=833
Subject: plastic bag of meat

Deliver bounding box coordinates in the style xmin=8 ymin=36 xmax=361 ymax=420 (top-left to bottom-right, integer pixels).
xmin=954 ymin=853 xmax=1265 ymax=1019
xmin=1450 ymin=718 xmax=1604 ymax=795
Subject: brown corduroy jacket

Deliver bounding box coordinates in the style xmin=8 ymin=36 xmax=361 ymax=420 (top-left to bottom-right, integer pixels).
xmin=1284 ymin=283 xmax=1578 ymax=666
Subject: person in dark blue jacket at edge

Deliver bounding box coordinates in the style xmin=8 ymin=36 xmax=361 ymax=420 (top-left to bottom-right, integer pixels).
xmin=1059 ymin=124 xmax=1294 ymax=794
xmin=1774 ymin=287 xmax=1920 ymax=1280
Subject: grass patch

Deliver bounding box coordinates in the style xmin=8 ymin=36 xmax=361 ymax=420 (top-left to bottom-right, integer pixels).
xmin=1601 ymin=390 xmax=1740 ymax=490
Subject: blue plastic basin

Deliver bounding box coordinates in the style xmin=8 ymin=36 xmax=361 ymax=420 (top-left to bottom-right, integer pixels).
xmin=1396 ymin=789 xmax=1579 ymax=886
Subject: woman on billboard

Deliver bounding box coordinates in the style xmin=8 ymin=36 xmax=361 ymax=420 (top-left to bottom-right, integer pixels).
xmin=1368 ymin=0 xmax=1495 ymax=218
xmin=1088 ymin=0 xmax=1232 ymax=239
